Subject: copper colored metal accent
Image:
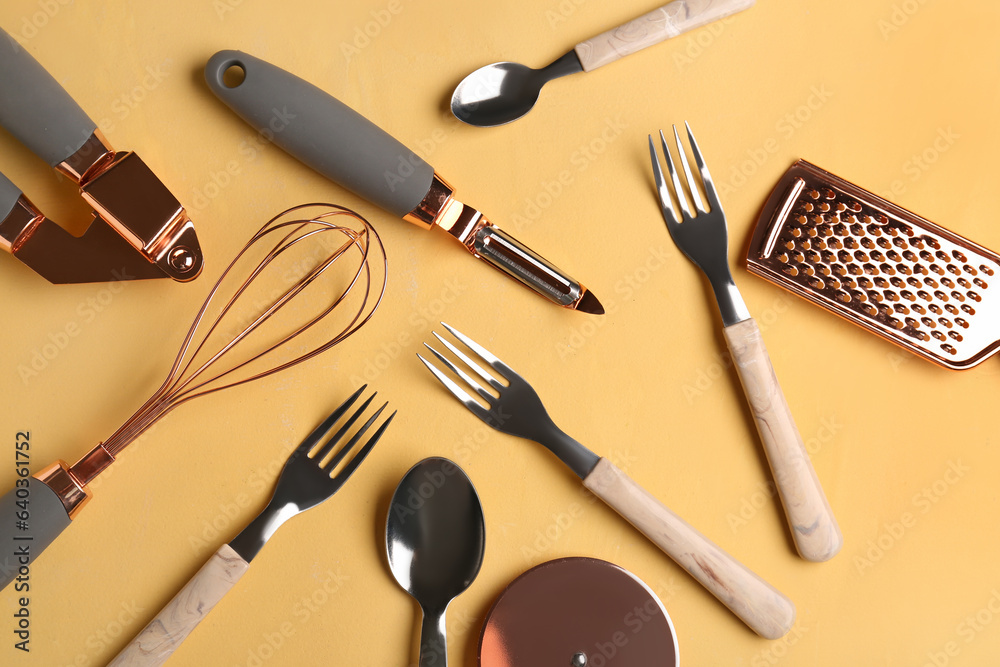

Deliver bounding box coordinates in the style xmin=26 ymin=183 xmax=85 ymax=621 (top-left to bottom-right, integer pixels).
xmin=4 ymin=130 xmax=203 ymax=284
xmin=55 ymin=130 xmax=115 ymax=182
xmin=34 ymin=461 xmax=92 ymax=519
xmin=403 ymin=172 xmax=455 ymax=230
xmin=59 ymin=202 xmax=386 ymax=500
xmin=0 ymin=195 xmax=44 ymax=254
xmin=748 ymin=160 xmax=1000 ymax=370
xmin=402 ymin=171 xmax=603 ymax=314
xmin=479 ymin=557 xmax=679 ymax=667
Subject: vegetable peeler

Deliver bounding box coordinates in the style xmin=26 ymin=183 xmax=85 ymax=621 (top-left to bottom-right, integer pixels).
xmin=0 ymin=28 xmax=202 ymax=284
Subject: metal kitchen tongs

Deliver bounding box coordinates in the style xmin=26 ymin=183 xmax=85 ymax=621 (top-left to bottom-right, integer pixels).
xmin=0 ymin=28 xmax=202 ymax=284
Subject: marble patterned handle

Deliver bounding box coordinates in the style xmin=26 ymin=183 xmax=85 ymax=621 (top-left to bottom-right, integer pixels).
xmin=583 ymin=458 xmax=796 ymax=639
xmin=574 ymin=0 xmax=756 ymax=72
xmin=723 ymin=318 xmax=843 ymax=563
xmin=108 ymin=544 xmax=250 ymax=666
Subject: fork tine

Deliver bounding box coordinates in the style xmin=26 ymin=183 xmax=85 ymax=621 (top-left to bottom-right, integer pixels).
xmin=423 ymin=342 xmax=497 ymax=403
xmin=648 ymin=134 xmax=680 ymax=229
xmin=659 ymin=129 xmax=693 ymax=220
xmin=326 ymin=407 xmax=395 ymax=485
xmin=684 ymin=121 xmax=722 ymax=213
xmin=417 ymin=353 xmax=492 ymax=422
xmin=674 ymin=124 xmax=707 ymax=214
xmin=431 ymin=332 xmax=504 ymax=392
xmin=440 ymin=322 xmax=516 ymax=378
xmin=323 ymin=401 xmax=388 ymax=474
xmin=293 ymin=385 xmax=366 ymax=457
xmin=312 ymin=393 xmax=375 ymax=462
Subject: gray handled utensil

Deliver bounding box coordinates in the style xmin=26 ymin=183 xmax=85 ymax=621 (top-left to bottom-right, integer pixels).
xmin=450 ymin=0 xmax=756 ymax=127
xmin=204 ymin=51 xmax=604 ymax=314
xmin=0 ymin=27 xmax=202 ymax=283
xmin=419 ymin=323 xmax=795 ymax=639
xmin=109 ymin=387 xmax=394 ymax=666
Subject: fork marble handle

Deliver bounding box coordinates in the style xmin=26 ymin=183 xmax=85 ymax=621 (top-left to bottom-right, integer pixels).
xmin=574 ymin=0 xmax=755 ymax=72
xmin=108 ymin=545 xmax=249 ymax=667
xmin=724 ymin=318 xmax=843 ymax=562
xmin=583 ymin=458 xmax=795 ymax=639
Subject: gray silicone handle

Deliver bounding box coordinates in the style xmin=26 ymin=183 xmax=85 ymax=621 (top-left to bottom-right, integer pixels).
xmin=0 ymin=170 xmax=24 ymax=221
xmin=0 ymin=28 xmax=96 ymax=167
xmin=0 ymin=477 xmax=72 ymax=592
xmin=205 ymin=50 xmax=434 ymax=218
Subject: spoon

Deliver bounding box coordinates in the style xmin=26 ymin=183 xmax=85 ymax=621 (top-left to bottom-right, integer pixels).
xmin=386 ymin=457 xmax=486 ymax=667
xmin=451 ymin=0 xmax=755 ymax=127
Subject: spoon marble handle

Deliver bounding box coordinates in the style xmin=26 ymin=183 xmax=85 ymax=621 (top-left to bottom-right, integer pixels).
xmin=574 ymin=0 xmax=756 ymax=72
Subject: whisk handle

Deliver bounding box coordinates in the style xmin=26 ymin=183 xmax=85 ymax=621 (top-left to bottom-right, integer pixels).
xmin=205 ymin=50 xmax=435 ymax=218
xmin=0 ymin=474 xmax=73 ymax=592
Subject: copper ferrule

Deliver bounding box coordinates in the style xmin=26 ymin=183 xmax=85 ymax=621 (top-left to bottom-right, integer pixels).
xmin=56 ymin=131 xmax=203 ymax=282
xmin=402 ymin=171 xmax=586 ymax=309
xmin=34 ymin=460 xmax=92 ymax=519
xmin=0 ymin=194 xmax=45 ymax=255
xmin=68 ymin=444 xmax=116 ymax=487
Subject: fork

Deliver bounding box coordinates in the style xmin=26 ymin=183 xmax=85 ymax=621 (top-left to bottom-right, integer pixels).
xmin=649 ymin=123 xmax=841 ymax=562
xmin=419 ymin=323 xmax=795 ymax=639
xmin=109 ymin=386 xmax=395 ymax=666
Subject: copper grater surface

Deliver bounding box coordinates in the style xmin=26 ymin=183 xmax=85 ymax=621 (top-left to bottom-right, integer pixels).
xmin=747 ymin=160 xmax=1000 ymax=370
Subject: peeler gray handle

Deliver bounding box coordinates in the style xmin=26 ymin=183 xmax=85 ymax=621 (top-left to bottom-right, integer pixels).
xmin=0 ymin=477 xmax=72 ymax=592
xmin=0 ymin=170 xmax=24 ymax=221
xmin=204 ymin=50 xmax=434 ymax=218
xmin=0 ymin=28 xmax=97 ymax=167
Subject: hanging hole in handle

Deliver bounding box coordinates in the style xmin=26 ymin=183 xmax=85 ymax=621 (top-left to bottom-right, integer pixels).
xmin=222 ymin=63 xmax=246 ymax=88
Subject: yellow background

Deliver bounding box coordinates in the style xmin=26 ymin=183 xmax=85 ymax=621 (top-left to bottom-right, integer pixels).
xmin=1 ymin=0 xmax=998 ymax=665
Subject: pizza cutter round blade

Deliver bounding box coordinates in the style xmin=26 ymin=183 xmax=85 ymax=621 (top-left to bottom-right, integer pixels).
xmin=479 ymin=557 xmax=679 ymax=667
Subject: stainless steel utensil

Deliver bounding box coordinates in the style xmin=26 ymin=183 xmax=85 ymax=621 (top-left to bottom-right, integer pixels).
xmin=109 ymin=387 xmax=394 ymax=666
xmin=648 ymin=124 xmax=841 ymax=562
xmin=386 ymin=457 xmax=486 ymax=667
xmin=450 ymin=0 xmax=755 ymax=127
xmin=418 ymin=323 xmax=795 ymax=639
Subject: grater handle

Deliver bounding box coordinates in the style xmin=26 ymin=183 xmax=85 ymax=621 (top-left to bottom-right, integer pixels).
xmin=583 ymin=457 xmax=796 ymax=639
xmin=724 ymin=318 xmax=843 ymax=562
xmin=108 ymin=544 xmax=249 ymax=666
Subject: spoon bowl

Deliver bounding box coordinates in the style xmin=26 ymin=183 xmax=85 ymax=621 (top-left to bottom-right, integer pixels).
xmin=386 ymin=457 xmax=486 ymax=667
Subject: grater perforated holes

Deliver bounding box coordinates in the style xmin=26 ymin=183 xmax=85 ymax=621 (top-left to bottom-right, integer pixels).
xmin=929 ymin=303 xmax=943 ymax=314
xmin=968 ymin=291 xmax=982 ymax=302
xmin=808 ymin=189 xmax=820 ymax=200
xmin=790 ymin=228 xmax=802 ymax=238
xmin=777 ymin=252 xmax=789 ymax=263
xmin=877 ymin=237 xmax=891 ymax=249
xmin=888 ymin=251 xmax=902 ymax=262
xmin=932 ymin=330 xmax=946 ymax=340
xmin=941 ymin=277 xmax=955 ymax=288
xmin=890 ymin=277 xmax=905 ymax=288
xmin=836 ymin=202 xmax=847 ymax=212
xmin=871 ymin=250 xmax=886 ymax=262
xmin=819 ymin=202 xmax=830 ymax=212
xmin=828 ymin=277 xmax=842 ymax=290
xmin=897 ymin=264 xmax=911 ymax=275
xmin=904 ymin=250 xmax=918 ymax=261
xmin=948 ymin=264 xmax=961 ymax=275
xmin=961 ymin=304 xmax=975 ymax=315
xmin=880 ymin=263 xmax=896 ymax=275
xmin=897 ymin=305 xmax=911 ymax=315
xmin=913 ymin=304 xmax=926 ymax=314
xmin=923 ymin=236 xmax=942 ymax=250
xmin=879 ymin=291 xmax=893 ymax=302
xmin=783 ymin=266 xmax=799 ymax=277
xmin=907 ymin=277 xmax=921 ymax=288
xmin=950 ymin=291 xmax=965 ymax=302
xmin=945 ymin=304 xmax=959 ymax=315
xmin=942 ymin=344 xmax=957 ymax=355
xmin=939 ymin=318 xmax=952 ymax=328
xmin=822 ymin=188 xmax=836 ymax=200
xmin=888 ymin=317 xmax=905 ymax=330
xmin=837 ymin=291 xmax=851 ymax=303
xmin=809 ymin=278 xmax=825 ymax=289
xmin=949 ymin=331 xmax=963 ymax=341
xmin=981 ymin=265 xmax=994 ymax=276
xmin=958 ymin=277 xmax=971 ymax=288
xmin=956 ymin=317 xmax=969 ymax=328
xmin=930 ymin=264 xmax=944 ymax=275
xmin=953 ymin=250 xmax=967 ymax=262
xmin=936 ymin=251 xmax=949 ymax=261
xmin=921 ymin=317 xmax=935 ymax=327
xmin=974 ymin=278 xmax=988 ymax=289
xmin=900 ymin=290 xmax=915 ymax=301
xmin=858 ymin=277 xmax=873 ymax=289
xmin=964 ymin=265 xmax=977 ymax=276
xmin=793 ymin=251 xmax=805 ymax=263
xmin=912 ymin=238 xmax=925 ymax=249
xmin=933 ymin=290 xmax=949 ymax=301
xmin=855 ymin=250 xmax=868 ymax=262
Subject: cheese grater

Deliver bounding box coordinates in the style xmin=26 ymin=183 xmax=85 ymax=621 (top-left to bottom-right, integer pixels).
xmin=747 ymin=160 xmax=1000 ymax=370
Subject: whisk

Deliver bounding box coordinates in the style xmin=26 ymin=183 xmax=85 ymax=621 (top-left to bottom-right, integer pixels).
xmin=0 ymin=203 xmax=387 ymax=591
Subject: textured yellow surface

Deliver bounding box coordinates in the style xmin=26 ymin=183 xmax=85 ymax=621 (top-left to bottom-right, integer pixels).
xmin=1 ymin=0 xmax=998 ymax=665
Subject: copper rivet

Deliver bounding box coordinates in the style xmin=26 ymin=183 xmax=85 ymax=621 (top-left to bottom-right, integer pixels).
xmin=571 ymin=653 xmax=588 ymax=666
xmin=169 ymin=246 xmax=196 ymax=272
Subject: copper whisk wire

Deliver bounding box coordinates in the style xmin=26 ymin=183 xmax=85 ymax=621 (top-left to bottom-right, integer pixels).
xmin=71 ymin=204 xmax=386 ymax=484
